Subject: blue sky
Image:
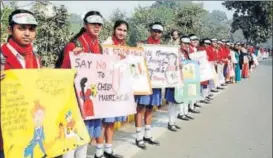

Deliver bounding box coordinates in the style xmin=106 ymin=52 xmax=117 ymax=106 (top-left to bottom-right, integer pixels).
xmin=14 ymin=1 xmax=234 ymax=20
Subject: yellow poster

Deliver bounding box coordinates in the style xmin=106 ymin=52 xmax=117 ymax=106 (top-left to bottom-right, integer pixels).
xmin=1 ymin=69 xmax=90 ymax=158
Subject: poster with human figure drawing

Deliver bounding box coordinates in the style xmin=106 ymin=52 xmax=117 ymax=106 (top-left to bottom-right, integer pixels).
xmin=139 ymin=44 xmax=182 ymax=88
xmin=70 ymin=53 xmax=136 ymax=120
xmin=102 ymin=45 xmax=152 ymax=95
xmin=0 ymin=69 xmax=90 ymax=158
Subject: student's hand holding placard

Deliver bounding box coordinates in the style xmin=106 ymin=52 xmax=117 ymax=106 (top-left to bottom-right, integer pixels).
xmin=72 ymin=47 xmax=84 ymax=55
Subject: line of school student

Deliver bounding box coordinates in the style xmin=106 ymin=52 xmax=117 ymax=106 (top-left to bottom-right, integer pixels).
xmin=0 ymin=9 xmax=260 ymax=158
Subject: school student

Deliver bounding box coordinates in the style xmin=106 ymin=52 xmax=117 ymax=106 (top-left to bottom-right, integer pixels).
xmin=0 ymin=9 xmax=41 ymax=158
xmin=177 ymin=36 xmax=195 ymax=121
xmin=59 ymin=11 xmax=106 ymax=158
xmin=188 ymin=34 xmax=201 ymax=113
xmin=134 ymin=22 xmax=163 ymax=149
xmin=99 ymin=20 xmax=131 ymax=158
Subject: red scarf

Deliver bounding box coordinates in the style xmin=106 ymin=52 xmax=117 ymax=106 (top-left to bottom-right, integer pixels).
xmin=80 ymin=32 xmax=101 ymax=54
xmin=112 ymin=35 xmax=125 ymax=46
xmin=147 ymin=36 xmax=160 ymax=44
xmin=7 ymin=38 xmax=38 ymax=68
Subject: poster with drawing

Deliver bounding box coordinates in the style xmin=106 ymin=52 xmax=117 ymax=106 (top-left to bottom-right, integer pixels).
xmin=139 ymin=44 xmax=182 ymax=88
xmin=102 ymin=45 xmax=152 ymax=95
xmin=181 ymin=60 xmax=200 ymax=83
xmin=115 ymin=55 xmax=152 ymax=95
xmin=0 ymin=69 xmax=90 ymax=158
xmin=174 ymin=60 xmax=201 ymax=103
xmin=70 ymin=53 xmax=136 ymax=120
xmin=189 ymin=51 xmax=214 ymax=82
xmin=174 ymin=82 xmax=201 ymax=103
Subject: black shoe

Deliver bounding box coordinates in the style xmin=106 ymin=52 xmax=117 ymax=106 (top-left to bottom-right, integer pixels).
xmin=185 ymin=115 xmax=194 ymax=120
xmin=211 ymin=89 xmax=219 ymax=93
xmin=194 ymin=103 xmax=202 ymax=107
xmin=217 ymin=86 xmax=225 ymax=90
xmin=168 ymin=123 xmax=178 ymax=132
xmin=104 ymin=152 xmax=123 ymax=158
xmin=135 ymin=139 xmax=147 ymax=150
xmin=206 ymin=96 xmax=213 ymax=101
xmin=189 ymin=108 xmax=200 ymax=114
xmin=208 ymin=94 xmax=214 ymax=97
xmin=143 ymin=137 xmax=160 ymax=146
xmin=221 ymin=83 xmax=228 ymax=87
xmin=177 ymin=114 xmax=189 ymax=121
xmin=94 ymin=154 xmax=106 ymax=158
xmin=200 ymin=100 xmax=209 ymax=104
xmin=42 ymin=154 xmax=47 ymax=158
xmin=174 ymin=124 xmax=181 ymax=130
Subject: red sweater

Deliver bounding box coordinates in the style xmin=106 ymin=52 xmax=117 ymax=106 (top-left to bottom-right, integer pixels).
xmin=61 ymin=32 xmax=102 ymax=68
xmin=1 ymin=43 xmax=41 ymax=151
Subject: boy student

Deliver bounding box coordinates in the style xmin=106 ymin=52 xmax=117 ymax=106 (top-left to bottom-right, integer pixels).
xmin=0 ymin=9 xmax=41 ymax=158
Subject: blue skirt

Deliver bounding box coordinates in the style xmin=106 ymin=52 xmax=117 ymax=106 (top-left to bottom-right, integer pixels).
xmin=103 ymin=116 xmax=127 ymax=123
xmin=85 ymin=119 xmax=102 ymax=138
xmin=165 ymin=88 xmax=177 ymax=103
xmin=135 ymin=88 xmax=162 ymax=106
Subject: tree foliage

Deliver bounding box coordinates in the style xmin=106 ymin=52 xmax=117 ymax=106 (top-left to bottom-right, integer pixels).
xmin=222 ymin=1 xmax=273 ymax=44
xmin=31 ymin=2 xmax=71 ymax=67
xmin=0 ymin=1 xmax=18 ymax=43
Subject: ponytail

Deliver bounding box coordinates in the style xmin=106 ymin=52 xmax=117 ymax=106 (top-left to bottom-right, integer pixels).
xmin=70 ymin=27 xmax=86 ymax=42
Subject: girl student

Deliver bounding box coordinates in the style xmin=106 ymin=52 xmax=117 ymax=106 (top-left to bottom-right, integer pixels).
xmin=98 ymin=19 xmax=131 ymax=158
xmin=59 ymin=11 xmax=106 ymax=158
xmin=134 ymin=22 xmax=163 ymax=149
xmin=176 ymin=36 xmax=195 ymax=121
xmin=165 ymin=52 xmax=183 ymax=131
xmin=0 ymin=9 xmax=41 ymax=158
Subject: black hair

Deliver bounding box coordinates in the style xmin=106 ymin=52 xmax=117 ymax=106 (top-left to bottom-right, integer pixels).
xmin=80 ymin=77 xmax=88 ymax=102
xmin=171 ymin=29 xmax=179 ymax=36
xmin=149 ymin=22 xmax=163 ymax=31
xmin=113 ymin=19 xmax=129 ymax=34
xmin=188 ymin=33 xmax=196 ymax=38
xmin=70 ymin=11 xmax=103 ymax=42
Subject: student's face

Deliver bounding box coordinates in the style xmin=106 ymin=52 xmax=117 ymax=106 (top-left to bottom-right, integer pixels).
xmin=115 ymin=24 xmax=128 ymax=40
xmin=190 ymin=40 xmax=199 ymax=47
xmin=85 ymin=23 xmax=102 ymax=37
xmin=181 ymin=43 xmax=189 ymax=49
xmin=9 ymin=24 xmax=36 ymax=46
xmin=151 ymin=29 xmax=162 ymax=40
xmin=172 ymin=31 xmax=179 ymax=40
xmin=212 ymin=41 xmax=217 ymax=47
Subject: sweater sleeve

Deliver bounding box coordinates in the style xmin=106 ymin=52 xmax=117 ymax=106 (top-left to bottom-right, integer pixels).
xmin=61 ymin=42 xmax=76 ymax=69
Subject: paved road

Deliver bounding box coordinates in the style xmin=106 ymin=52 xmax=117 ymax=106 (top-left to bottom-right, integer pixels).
xmin=87 ymin=59 xmax=272 ymax=158
xmin=133 ymin=59 xmax=272 ymax=158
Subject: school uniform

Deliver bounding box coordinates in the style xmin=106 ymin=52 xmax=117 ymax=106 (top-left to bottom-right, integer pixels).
xmin=1 ymin=38 xmax=41 ymax=158
xmin=102 ymin=36 xmax=127 ymax=123
xmin=135 ymin=36 xmax=162 ymax=108
xmin=61 ymin=32 xmax=103 ymax=157
xmin=177 ymin=48 xmax=195 ymax=119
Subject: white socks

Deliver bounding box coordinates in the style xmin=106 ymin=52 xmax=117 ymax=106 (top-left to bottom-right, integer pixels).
xmin=144 ymin=125 xmax=152 ymax=138
xmin=136 ymin=125 xmax=153 ymax=140
xmin=136 ymin=127 xmax=143 ymax=141
xmin=104 ymin=144 xmax=112 ymax=154
xmin=95 ymin=144 xmax=104 ymax=157
xmin=168 ymin=102 xmax=179 ymax=125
